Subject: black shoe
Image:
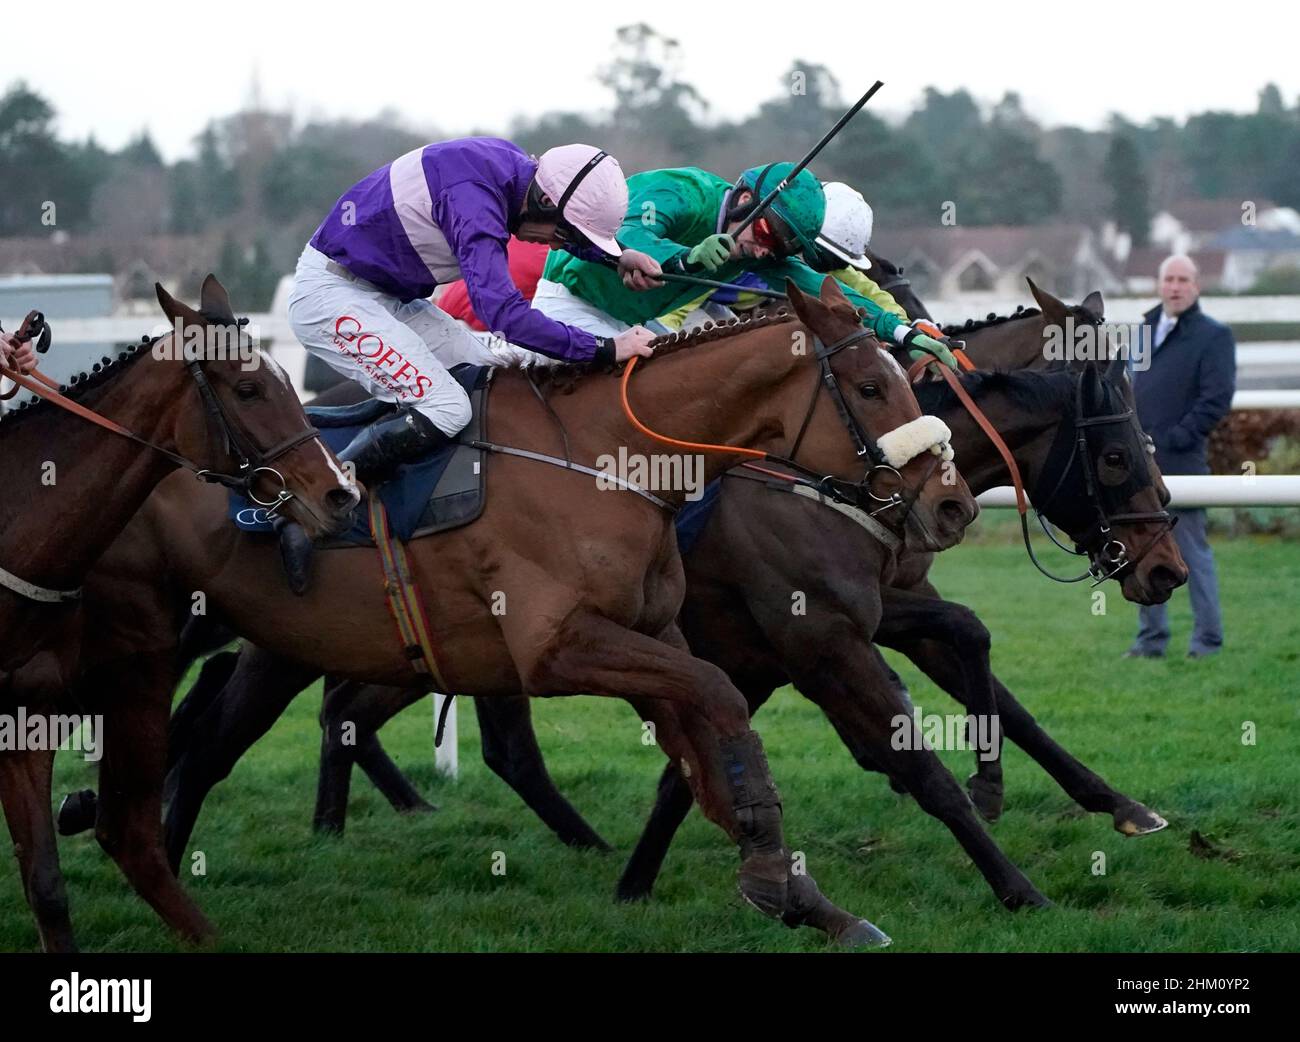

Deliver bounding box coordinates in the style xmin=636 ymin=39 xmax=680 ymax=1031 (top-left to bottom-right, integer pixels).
xmin=274 ymin=513 xmax=314 ymax=596
xmin=336 ymin=408 xmax=450 ymax=486
xmin=272 ymin=410 xmax=447 ymax=596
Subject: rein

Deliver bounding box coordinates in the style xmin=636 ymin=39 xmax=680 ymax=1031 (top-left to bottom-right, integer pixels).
xmin=620 ymin=327 xmax=921 ymax=517
xmin=907 ymin=356 xmax=1172 ymax=586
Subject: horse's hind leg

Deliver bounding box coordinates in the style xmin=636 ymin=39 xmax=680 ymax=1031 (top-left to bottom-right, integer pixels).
xmin=0 ymin=748 xmax=76 ymax=952
xmin=164 ymin=646 xmax=321 ymax=875
xmin=474 ymin=696 xmax=610 ymax=851
xmin=314 ymin=679 xmax=427 ymax=834
xmin=94 ymin=653 xmax=215 ymax=944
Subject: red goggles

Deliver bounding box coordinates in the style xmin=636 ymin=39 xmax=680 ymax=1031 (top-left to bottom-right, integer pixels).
xmin=750 ymin=214 xmax=798 ymax=256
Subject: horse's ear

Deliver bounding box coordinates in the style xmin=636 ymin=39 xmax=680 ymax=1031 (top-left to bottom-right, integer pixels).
xmin=199 ymin=274 xmax=236 ymax=324
xmin=155 ymin=282 xmax=204 ymax=328
xmin=817 ymin=275 xmax=853 ymax=309
xmin=1027 ymin=277 xmax=1068 ymax=326
xmin=785 ymin=278 xmax=824 ymax=327
xmin=1081 ymin=290 xmax=1105 ymax=322
xmin=1105 ymin=351 xmax=1128 ymax=384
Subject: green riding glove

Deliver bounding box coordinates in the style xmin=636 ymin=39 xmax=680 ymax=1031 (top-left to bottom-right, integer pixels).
xmin=687 ymin=233 xmax=736 ymax=273
xmin=901 ymin=328 xmax=960 ymax=370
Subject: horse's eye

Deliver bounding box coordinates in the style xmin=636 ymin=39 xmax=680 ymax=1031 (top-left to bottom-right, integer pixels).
xmin=235 ymin=381 xmax=261 ymax=401
xmin=858 ymin=382 xmax=880 ymax=399
xmin=1104 ymin=450 xmax=1125 ymax=467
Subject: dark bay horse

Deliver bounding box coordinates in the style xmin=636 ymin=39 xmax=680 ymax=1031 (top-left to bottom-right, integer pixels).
xmin=15 ymin=278 xmax=978 ymax=950
xmin=0 ymin=276 xmax=357 ymax=953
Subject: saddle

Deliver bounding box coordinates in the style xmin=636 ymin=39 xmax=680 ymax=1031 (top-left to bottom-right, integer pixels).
xmin=228 ymin=364 xmax=492 ymax=545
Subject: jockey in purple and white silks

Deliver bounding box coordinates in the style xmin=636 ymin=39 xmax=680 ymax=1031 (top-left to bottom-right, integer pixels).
xmin=276 ymin=136 xmax=662 ymax=593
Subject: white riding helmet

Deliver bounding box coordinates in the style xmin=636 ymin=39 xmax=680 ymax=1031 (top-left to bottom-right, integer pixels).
xmin=816 ymin=182 xmax=874 ymax=270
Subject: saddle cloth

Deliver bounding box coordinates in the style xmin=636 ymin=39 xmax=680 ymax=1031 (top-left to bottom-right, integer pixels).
xmin=228 ymin=364 xmax=492 ymax=545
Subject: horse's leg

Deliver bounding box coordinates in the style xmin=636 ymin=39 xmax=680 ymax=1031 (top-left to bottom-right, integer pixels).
xmin=314 ymin=678 xmax=426 ymax=834
xmin=0 ymin=749 xmax=77 ymax=952
xmin=163 ymin=647 xmax=322 ymax=874
xmin=874 ymin=587 xmax=1004 ymax=821
xmin=353 ymin=730 xmax=436 ymax=814
xmin=616 ymin=683 xmax=778 ymax=902
xmin=800 ymin=640 xmax=1049 ymax=910
xmin=878 ymin=584 xmax=1167 ymax=835
xmin=474 ymin=696 xmax=611 ymax=851
xmin=512 ymin=612 xmax=885 ymax=945
xmin=94 ymin=653 xmax=215 ymax=943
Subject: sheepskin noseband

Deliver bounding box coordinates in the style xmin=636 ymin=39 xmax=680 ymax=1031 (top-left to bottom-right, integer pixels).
xmin=875 ymin=415 xmax=955 ymax=468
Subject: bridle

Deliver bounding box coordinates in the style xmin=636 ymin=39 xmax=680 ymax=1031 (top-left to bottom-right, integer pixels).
xmin=1025 ymin=368 xmax=1175 ymax=585
xmin=620 ymin=324 xmax=943 ymax=524
xmin=0 ymin=324 xmax=323 ymax=601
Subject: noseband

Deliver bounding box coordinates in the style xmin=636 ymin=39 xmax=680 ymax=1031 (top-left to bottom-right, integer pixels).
xmin=1026 ymin=371 xmax=1175 ymax=585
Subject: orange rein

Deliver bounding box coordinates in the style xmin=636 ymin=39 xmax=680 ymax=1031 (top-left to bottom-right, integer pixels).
xmin=907 ymin=352 xmax=1029 ymax=514
xmin=1 ymin=360 xmax=143 ymax=441
xmin=619 ymin=355 xmax=767 ymax=460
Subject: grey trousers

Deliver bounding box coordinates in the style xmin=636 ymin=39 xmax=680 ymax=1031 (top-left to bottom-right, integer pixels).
xmin=1132 ymin=508 xmax=1224 ymax=655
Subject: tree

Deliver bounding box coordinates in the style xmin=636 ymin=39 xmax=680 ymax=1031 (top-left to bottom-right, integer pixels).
xmin=0 ymin=82 xmax=85 ymax=235
xmin=1103 ymin=130 xmax=1152 ymax=246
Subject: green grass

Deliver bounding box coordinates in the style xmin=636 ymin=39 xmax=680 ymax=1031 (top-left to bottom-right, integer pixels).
xmin=4 ymin=539 xmax=1299 ymax=952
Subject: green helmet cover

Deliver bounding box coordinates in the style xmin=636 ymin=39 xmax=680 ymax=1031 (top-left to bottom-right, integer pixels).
xmin=739 ymin=163 xmax=827 ymax=254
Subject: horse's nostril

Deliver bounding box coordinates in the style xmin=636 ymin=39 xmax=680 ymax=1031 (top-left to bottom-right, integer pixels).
xmin=1148 ymin=564 xmax=1184 ymax=592
xmin=326 ymin=487 xmax=359 ymax=514
xmin=938 ymin=497 xmax=974 ymax=531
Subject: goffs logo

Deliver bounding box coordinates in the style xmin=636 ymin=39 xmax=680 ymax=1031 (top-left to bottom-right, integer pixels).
xmin=333 ymin=316 xmax=434 ymax=399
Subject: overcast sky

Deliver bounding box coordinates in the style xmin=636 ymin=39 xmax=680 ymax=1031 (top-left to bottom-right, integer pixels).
xmin=8 ymin=0 xmax=1298 ymax=161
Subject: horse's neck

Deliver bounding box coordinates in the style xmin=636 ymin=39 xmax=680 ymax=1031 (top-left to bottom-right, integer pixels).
xmin=557 ymin=325 xmax=804 ymax=502
xmin=963 ymin=317 xmax=1047 ymax=370
xmin=940 ymin=375 xmax=1072 ymax=496
xmin=0 ymin=356 xmax=188 ymax=589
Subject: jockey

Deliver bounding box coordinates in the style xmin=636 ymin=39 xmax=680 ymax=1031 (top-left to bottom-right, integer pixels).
xmin=276 ymin=136 xmax=661 ymax=591
xmin=534 ymin=162 xmax=955 ymax=365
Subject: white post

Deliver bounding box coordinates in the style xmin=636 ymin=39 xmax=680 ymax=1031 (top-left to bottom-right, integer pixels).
xmin=433 ymin=693 xmax=458 ymax=779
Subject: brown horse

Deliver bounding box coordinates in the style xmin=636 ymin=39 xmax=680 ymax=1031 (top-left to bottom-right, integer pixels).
xmin=14 ymin=277 xmax=978 ymax=950
xmin=0 ymin=276 xmax=358 ymax=953
xmin=160 ymin=280 xmax=1188 ymax=917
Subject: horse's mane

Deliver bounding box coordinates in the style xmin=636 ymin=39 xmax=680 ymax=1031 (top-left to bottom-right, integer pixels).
xmin=941 ymin=305 xmax=1042 ymax=337
xmin=524 ymin=307 xmax=799 ymax=396
xmin=914 ymin=366 xmax=1072 ymax=415
xmin=0 ymin=335 xmax=158 ymax=430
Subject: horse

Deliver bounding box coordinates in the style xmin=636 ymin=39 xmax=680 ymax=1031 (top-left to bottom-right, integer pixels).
xmin=158 ymin=278 xmax=1188 ymax=915
xmin=12 ymin=277 xmax=978 ymax=950
xmin=0 ymin=276 xmax=358 ymax=953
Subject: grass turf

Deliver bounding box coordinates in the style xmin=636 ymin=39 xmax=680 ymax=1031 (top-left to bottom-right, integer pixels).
xmin=3 ymin=537 xmax=1298 ymax=952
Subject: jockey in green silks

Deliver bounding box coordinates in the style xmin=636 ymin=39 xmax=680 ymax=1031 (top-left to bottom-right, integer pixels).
xmin=534 ymin=162 xmax=956 ymax=367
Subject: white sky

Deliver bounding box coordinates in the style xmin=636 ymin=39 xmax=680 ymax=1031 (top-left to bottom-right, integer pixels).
xmin=8 ymin=0 xmax=1299 ymax=161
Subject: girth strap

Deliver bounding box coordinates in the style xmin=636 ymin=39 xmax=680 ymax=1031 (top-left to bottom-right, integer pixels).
xmin=468 ymin=439 xmax=677 ymax=513
xmin=369 ymin=497 xmax=449 ymax=689
xmin=0 ymin=563 xmax=81 ymax=603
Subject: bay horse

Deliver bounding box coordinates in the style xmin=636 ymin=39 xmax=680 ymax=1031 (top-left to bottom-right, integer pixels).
xmin=160 ymin=279 xmax=1188 ymax=916
xmin=12 ymin=277 xmax=978 ymax=950
xmin=182 ymin=348 xmax=1184 ymax=912
xmin=0 ymin=276 xmax=357 ymax=953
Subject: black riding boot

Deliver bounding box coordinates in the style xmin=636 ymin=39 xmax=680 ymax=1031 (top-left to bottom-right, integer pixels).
xmin=274 ymin=409 xmax=449 ymax=595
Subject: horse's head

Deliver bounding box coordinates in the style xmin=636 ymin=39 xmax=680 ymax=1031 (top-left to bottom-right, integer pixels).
xmin=154 ymin=275 xmax=358 ymax=537
xmin=1031 ymin=354 xmax=1187 ymax=603
xmin=785 ymin=277 xmax=978 ymax=551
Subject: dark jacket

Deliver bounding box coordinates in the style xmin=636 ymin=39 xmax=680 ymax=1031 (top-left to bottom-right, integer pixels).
xmin=1133 ymin=301 xmax=1236 ymax=476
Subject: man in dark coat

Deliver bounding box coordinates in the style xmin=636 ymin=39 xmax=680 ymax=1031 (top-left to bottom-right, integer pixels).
xmin=1126 ymin=254 xmax=1236 ymax=658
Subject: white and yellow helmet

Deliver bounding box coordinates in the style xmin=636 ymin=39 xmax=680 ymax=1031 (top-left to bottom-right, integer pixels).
xmin=816 ymin=182 xmax=874 ymax=270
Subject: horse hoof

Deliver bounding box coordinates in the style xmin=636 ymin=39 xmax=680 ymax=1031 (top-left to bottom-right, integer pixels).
xmin=833 ymin=918 xmax=892 ymax=949
xmin=1115 ymin=802 xmax=1168 ymax=836
xmin=737 ymin=851 xmax=789 ymax=920
xmin=967 ymin=773 xmax=1004 ymax=822
xmin=396 ymin=800 xmax=439 ymax=816
xmin=614 ymin=878 xmax=653 ymax=904
xmin=56 ymin=789 xmax=98 ymax=836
